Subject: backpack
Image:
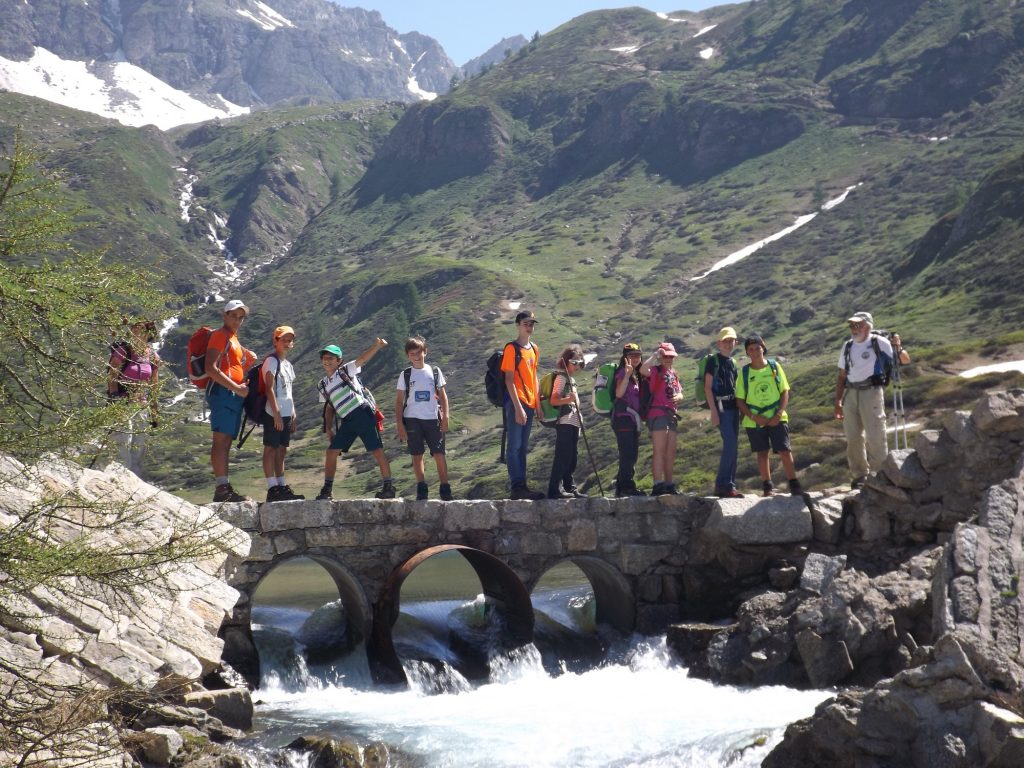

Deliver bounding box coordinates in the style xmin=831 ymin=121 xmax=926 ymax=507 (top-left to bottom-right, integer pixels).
xmin=109 ymin=341 xmax=154 ymax=396
xmin=236 ymin=354 xmax=279 ymax=448
xmin=741 ymin=358 xmax=782 ymax=417
xmin=485 ymin=342 xmax=520 ymax=407
xmin=843 ymin=333 xmax=893 ymax=387
xmin=591 ymin=362 xmax=619 ymax=415
xmin=537 ymin=370 xmax=561 ymax=427
xmin=693 ymin=353 xmax=717 ymax=408
xmin=187 ymin=326 xmax=216 ymax=388
xmin=401 ymin=366 xmax=442 ymax=416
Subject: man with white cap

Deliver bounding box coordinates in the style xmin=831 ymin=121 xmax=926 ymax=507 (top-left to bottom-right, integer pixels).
xmin=206 ymin=298 xmax=256 ymax=502
xmin=834 ymin=310 xmax=908 ymax=489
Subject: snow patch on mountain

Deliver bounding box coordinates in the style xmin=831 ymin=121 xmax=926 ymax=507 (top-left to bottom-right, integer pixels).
xmin=235 ymin=0 xmax=295 ymax=31
xmin=694 ymin=24 xmax=718 ymax=38
xmin=0 ymin=47 xmax=249 ymax=130
xmin=700 ymin=47 xmax=715 ymax=60
xmin=407 ymin=77 xmax=437 ymax=100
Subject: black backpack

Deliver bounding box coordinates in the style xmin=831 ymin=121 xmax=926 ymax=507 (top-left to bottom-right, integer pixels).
xmin=237 ymin=354 xmax=279 ymax=448
xmin=485 ymin=342 xmax=520 ymax=408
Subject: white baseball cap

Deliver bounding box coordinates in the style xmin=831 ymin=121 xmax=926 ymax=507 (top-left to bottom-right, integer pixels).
xmin=224 ymin=299 xmax=248 ymax=315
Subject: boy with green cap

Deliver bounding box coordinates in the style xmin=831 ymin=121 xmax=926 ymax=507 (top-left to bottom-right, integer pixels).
xmin=316 ymin=338 xmax=394 ymax=500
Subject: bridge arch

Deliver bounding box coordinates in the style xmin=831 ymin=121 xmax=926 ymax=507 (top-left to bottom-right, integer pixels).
xmin=223 ymin=554 xmax=373 ymax=688
xmin=368 ymin=545 xmax=535 ymax=684
xmin=530 ymin=556 xmax=635 ymax=634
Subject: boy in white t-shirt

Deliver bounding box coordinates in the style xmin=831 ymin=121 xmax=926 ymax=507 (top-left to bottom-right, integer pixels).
xmin=395 ymin=336 xmax=452 ymax=501
xmin=262 ymin=326 xmax=304 ymax=502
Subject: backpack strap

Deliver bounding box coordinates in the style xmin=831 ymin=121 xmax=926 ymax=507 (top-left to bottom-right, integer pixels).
xmin=843 ymin=338 xmax=853 ymax=373
xmin=402 ymin=366 xmax=412 ymax=416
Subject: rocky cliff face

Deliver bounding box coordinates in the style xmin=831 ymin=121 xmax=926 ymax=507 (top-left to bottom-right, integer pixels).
xmin=0 ymin=454 xmax=252 ymax=767
xmin=0 ymin=0 xmax=456 ymax=109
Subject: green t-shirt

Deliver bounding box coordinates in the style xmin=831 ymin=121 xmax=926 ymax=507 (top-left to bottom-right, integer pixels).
xmin=735 ymin=361 xmax=790 ymax=429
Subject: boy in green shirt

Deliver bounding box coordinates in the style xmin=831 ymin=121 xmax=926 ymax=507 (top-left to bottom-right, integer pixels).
xmin=735 ymin=335 xmax=802 ymax=497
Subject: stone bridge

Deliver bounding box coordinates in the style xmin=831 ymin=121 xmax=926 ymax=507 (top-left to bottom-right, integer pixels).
xmin=216 ymin=493 xmax=828 ymax=685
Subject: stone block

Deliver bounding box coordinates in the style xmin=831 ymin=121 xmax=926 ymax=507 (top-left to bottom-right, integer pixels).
xmin=944 ymin=410 xmax=975 ymax=445
xmin=271 ymin=530 xmax=305 ymax=555
xmin=979 ymin=485 xmax=1019 ymax=541
xmin=124 ymin=727 xmax=184 ymax=766
xmin=620 ymin=544 xmax=674 ymax=575
xmin=914 ymin=430 xmax=955 ymax=472
xmin=800 ymin=553 xmax=847 ymax=595
xmin=808 ymin=495 xmax=844 ymax=544
xmin=183 ymin=687 xmax=253 ymax=731
xmin=406 ymin=501 xmax=444 ymax=525
xmin=855 ymin=503 xmax=892 ymax=541
xmin=638 ymin=574 xmax=663 ymax=601
xmin=337 ymin=500 xmax=408 ymax=525
xmin=444 ymin=501 xmax=500 ymax=531
xmin=305 ymin=526 xmax=361 ymax=548
xmin=971 ymin=390 xmax=1024 ymax=435
xmin=215 ymin=501 xmax=260 ymax=531
xmin=362 ymin=525 xmax=433 ymax=546
xmin=501 ymin=503 xmax=539 ymax=526
xmin=646 ymin=513 xmax=680 ymax=542
xmin=518 ymin=531 xmax=563 ymax=556
xmin=863 ymin=473 xmax=912 ymax=503
xmin=951 ymin=576 xmax=980 ymax=624
xmin=567 ymin=520 xmax=597 ymax=552
xmin=260 ymin=502 xmax=334 ymax=532
xmin=974 ymin=701 xmax=1024 ymax=768
xmin=795 ymin=629 xmax=854 ymax=688
xmin=704 ymin=496 xmax=812 ymax=545
xmin=881 ymin=449 xmax=931 ymax=490
xmin=952 ymin=526 xmax=979 ymax=576
xmin=598 ymin=514 xmax=642 ymax=542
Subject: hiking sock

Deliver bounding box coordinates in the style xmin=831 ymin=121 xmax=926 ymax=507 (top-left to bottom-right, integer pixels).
xmin=277 ymin=476 xmax=286 ymax=486
xmin=788 ymin=478 xmax=802 ymax=495
xmin=215 ymin=475 xmax=229 ymax=487
xmin=763 ymin=480 xmax=774 ymax=497
xmin=266 ymin=477 xmax=278 ymax=489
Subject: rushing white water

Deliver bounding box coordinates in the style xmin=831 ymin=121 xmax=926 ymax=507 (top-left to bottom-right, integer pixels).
xmin=244 ymin=572 xmax=832 ymax=768
xmin=251 ymin=636 xmax=830 ymax=768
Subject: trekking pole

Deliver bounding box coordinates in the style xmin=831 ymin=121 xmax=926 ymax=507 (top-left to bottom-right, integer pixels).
xmin=892 ymin=355 xmax=908 ymax=450
xmin=575 ymin=392 xmax=605 ymax=496
xmin=498 ymin=406 xmax=508 ymax=463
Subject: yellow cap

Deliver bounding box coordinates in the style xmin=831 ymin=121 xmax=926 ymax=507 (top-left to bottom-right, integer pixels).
xmin=717 ymin=327 xmax=738 ymax=341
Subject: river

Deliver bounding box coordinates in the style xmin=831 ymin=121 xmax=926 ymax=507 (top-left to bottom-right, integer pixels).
xmin=238 ymin=554 xmax=831 ymax=767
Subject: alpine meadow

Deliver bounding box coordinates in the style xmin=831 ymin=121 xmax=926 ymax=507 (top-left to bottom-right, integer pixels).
xmin=2 ymin=0 xmax=1023 ymax=501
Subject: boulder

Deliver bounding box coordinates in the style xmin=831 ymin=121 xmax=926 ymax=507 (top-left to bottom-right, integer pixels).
xmin=183 ymin=688 xmax=253 ymax=731
xmin=800 ymin=553 xmax=847 ymax=595
xmin=704 ymin=495 xmax=812 ymax=545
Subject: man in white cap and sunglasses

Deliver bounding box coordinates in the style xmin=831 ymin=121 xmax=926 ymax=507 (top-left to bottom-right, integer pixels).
xmin=834 ymin=310 xmax=909 ymax=489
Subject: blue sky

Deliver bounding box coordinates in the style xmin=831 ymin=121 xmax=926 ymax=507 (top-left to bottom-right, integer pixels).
xmin=342 ymin=2 xmax=723 ymax=65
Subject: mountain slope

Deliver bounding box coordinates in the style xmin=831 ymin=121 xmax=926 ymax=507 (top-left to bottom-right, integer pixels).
xmin=0 ymin=0 xmax=454 ymax=128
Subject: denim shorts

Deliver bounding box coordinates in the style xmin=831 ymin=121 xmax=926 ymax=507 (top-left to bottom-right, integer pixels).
xmin=329 ymin=405 xmax=382 ymax=453
xmin=207 ymin=384 xmax=243 ymax=437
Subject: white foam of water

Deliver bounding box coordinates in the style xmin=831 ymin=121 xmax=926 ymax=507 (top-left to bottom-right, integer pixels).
xmin=255 ymin=638 xmax=831 ymax=768
xmin=960 ymin=360 xmax=1024 ymax=378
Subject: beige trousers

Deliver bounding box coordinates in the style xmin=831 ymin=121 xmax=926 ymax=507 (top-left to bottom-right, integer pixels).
xmin=843 ymin=385 xmax=887 ymax=480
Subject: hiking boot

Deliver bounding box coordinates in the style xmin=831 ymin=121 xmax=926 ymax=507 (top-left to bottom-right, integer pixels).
xmin=279 ymin=485 xmax=305 ymax=500
xmin=565 ymin=487 xmax=589 ymax=499
xmin=616 ymin=486 xmax=646 ymax=497
xmin=439 ymin=483 xmax=454 ymax=501
xmin=315 ymin=487 xmax=333 ymax=501
xmin=651 ymin=482 xmax=666 ymax=496
xmin=851 ymin=476 xmax=866 ymax=490
xmin=547 ymin=489 xmax=574 ymax=499
xmin=662 ymin=483 xmax=680 ymax=495
xmin=214 ymin=483 xmax=251 ymax=503
xmin=717 ymin=488 xmax=745 ymax=499
xmin=511 ymin=485 xmax=545 ymax=501
xmin=376 ymin=482 xmax=397 ymax=500
xmin=416 ymin=481 xmax=429 ymax=501
xmin=265 ymin=485 xmax=282 ymax=503
xmin=762 ymin=481 xmax=775 ymax=498
xmin=788 ymin=478 xmax=803 ymax=496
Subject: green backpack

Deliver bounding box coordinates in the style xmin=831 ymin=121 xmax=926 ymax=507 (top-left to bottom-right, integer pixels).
xmin=538 ymin=370 xmax=561 ymax=426
xmin=591 ymin=362 xmax=619 ymax=415
xmin=693 ymin=353 xmax=717 ymax=408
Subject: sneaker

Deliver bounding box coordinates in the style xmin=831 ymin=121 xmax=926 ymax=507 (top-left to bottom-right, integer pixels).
xmin=547 ymin=489 xmax=574 ymax=499
xmin=280 ymin=485 xmax=305 ymax=500
xmin=788 ymin=479 xmax=803 ymax=496
xmin=315 ymin=487 xmax=333 ymax=501
xmin=851 ymin=476 xmax=866 ymax=490
xmin=376 ymin=483 xmax=397 ymax=500
xmin=416 ymin=481 xmax=429 ymax=501
xmin=439 ymin=483 xmax=454 ymax=501
xmin=265 ymin=485 xmax=282 ymax=503
xmin=214 ymin=484 xmax=251 ymax=503
xmin=565 ymin=487 xmax=589 ymax=499
xmin=662 ymin=483 xmax=680 ymax=495
xmin=762 ymin=481 xmax=775 ymax=498
xmin=718 ymin=488 xmax=745 ymax=499
xmin=651 ymin=482 xmax=665 ymax=496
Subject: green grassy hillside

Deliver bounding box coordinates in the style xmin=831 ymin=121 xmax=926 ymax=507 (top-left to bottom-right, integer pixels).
xmin=5 ymin=0 xmax=1023 ymax=502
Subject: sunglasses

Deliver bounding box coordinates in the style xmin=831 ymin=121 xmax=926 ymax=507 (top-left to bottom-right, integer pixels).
xmin=569 ymin=359 xmax=584 ymax=365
